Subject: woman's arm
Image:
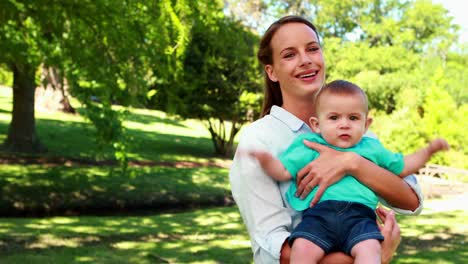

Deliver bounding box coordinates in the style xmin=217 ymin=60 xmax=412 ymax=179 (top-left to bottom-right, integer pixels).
xmin=348 ymin=151 xmax=419 ymax=210
xmin=295 ymin=140 xmax=419 ymax=210
xmin=230 ymin=126 xmax=295 ymax=263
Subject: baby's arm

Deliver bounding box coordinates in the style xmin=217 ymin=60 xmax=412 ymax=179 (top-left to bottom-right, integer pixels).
xmin=400 ymin=138 xmax=449 ymax=177
xmin=249 ymin=151 xmax=293 ymax=181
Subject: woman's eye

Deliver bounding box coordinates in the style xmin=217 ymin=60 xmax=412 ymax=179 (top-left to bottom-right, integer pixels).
xmin=284 ymin=53 xmax=295 ymax=58
xmin=308 ymin=47 xmax=320 ymax=52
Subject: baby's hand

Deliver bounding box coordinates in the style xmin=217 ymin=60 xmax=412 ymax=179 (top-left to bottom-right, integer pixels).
xmin=429 ymin=138 xmax=450 ymax=153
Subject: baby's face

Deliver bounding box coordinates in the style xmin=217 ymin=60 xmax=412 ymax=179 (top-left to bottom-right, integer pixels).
xmin=311 ymin=93 xmax=371 ymax=148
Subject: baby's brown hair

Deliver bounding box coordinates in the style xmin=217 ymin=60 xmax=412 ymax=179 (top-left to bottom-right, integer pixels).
xmin=315 ymin=80 xmax=369 ymax=114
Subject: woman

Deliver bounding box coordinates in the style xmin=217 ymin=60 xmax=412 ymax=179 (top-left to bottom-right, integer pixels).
xmin=229 ymin=16 xmax=423 ymax=264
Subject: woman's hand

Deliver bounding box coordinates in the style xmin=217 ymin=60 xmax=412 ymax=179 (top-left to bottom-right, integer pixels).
xmin=376 ymin=207 xmax=401 ymax=264
xmin=295 ymin=140 xmax=356 ymax=206
xmin=280 ymin=240 xmax=291 ymax=264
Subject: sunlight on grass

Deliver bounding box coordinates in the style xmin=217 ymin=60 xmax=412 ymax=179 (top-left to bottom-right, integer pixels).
xmin=0 ymin=85 xmax=224 ymax=162
xmin=112 ymin=241 xmax=155 ymax=250
xmin=27 ymin=234 xmax=83 ymax=249
xmin=0 ymin=204 xmax=465 ymax=263
xmin=75 ymin=256 xmax=95 ymax=262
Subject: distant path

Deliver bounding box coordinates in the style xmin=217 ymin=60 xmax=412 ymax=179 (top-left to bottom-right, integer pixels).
xmin=422 ymin=192 xmax=468 ymax=213
xmin=0 ymin=155 xmax=232 ymax=169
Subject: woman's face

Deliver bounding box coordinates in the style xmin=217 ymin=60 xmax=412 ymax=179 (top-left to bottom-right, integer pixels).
xmin=265 ymin=22 xmax=325 ymax=103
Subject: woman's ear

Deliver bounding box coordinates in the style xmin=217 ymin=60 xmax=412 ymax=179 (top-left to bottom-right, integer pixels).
xmin=265 ymin=65 xmax=278 ymax=82
xmin=309 ymin=116 xmax=320 ymax=133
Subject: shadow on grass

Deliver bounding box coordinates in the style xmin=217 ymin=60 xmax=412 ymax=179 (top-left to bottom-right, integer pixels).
xmin=394 ymin=211 xmax=468 ymax=263
xmin=396 ymin=233 xmax=467 ymax=263
xmin=0 ymin=207 xmax=252 ymax=263
xmin=0 ymin=165 xmax=231 ymax=217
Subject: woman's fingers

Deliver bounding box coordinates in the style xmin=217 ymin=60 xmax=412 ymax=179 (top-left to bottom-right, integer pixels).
xmin=309 ymin=185 xmax=326 ymax=207
xmin=296 ymin=164 xmax=310 ymax=185
xmin=376 ymin=207 xmax=387 ymax=225
xmin=297 ymin=140 xmax=348 ymax=201
xmin=303 ymin=140 xmax=327 ymax=153
xmin=296 ymin=177 xmax=318 ymax=199
xmin=375 ymin=207 xmax=401 ymax=264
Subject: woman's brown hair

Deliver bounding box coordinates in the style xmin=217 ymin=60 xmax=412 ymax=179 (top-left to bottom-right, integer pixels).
xmin=257 ymin=16 xmax=320 ymax=117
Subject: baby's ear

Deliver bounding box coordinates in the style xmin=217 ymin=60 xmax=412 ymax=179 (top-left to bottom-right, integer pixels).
xmin=365 ymin=117 xmax=373 ymax=131
xmin=309 ymin=116 xmax=320 ymax=133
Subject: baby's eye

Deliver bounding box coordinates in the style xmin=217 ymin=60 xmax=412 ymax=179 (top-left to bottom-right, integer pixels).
xmin=349 ymin=116 xmax=359 ymax=121
xmin=329 ymin=116 xmax=338 ymax=120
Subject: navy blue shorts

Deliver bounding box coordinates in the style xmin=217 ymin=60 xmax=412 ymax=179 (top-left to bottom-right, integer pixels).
xmin=288 ymin=200 xmax=384 ymax=255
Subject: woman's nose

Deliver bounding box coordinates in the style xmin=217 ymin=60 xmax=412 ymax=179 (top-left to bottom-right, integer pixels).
xmin=299 ymin=51 xmax=312 ymax=66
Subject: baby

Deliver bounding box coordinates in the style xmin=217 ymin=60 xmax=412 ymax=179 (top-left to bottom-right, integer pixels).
xmin=249 ymin=80 xmax=449 ymax=263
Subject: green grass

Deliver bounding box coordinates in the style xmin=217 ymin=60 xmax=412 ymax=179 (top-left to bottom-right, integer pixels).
xmin=0 ymin=86 xmax=232 ymax=215
xmin=0 ymin=207 xmax=250 ymax=264
xmin=0 ymin=206 xmax=465 ymax=263
xmin=394 ymin=209 xmax=468 ymax=264
xmin=0 ymin=86 xmax=218 ymax=162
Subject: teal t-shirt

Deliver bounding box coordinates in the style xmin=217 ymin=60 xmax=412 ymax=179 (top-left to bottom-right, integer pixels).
xmin=279 ymin=133 xmax=404 ymax=211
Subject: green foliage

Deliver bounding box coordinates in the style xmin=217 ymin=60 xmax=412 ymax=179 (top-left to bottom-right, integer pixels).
xmin=0 ymin=0 xmax=199 ymax=164
xmin=78 ymin=103 xmax=129 ymax=170
xmin=154 ymin=11 xmax=262 ymax=156
xmin=419 ymin=72 xmax=467 ymax=167
xmin=398 ymin=0 xmax=457 ymax=52
xmin=180 ymin=16 xmax=261 ymax=120
xmin=443 ymin=52 xmax=468 ymax=106
xmin=372 ymin=71 xmax=468 ymax=168
xmin=0 ymin=65 xmax=13 ymax=86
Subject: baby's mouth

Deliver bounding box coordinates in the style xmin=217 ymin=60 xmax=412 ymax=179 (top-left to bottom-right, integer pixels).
xmin=339 ymin=134 xmax=351 ymax=140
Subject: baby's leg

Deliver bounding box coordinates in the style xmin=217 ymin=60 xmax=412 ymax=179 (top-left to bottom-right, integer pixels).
xmin=350 ymin=239 xmax=381 ymax=264
xmin=291 ymin=238 xmax=325 ymax=264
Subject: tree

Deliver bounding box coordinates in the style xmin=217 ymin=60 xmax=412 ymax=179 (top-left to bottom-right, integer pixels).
xmin=154 ymin=14 xmax=262 ymax=156
xmin=0 ymin=0 xmax=191 ymax=155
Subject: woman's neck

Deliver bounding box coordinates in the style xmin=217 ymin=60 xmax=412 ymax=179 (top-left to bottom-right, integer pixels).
xmin=282 ymin=98 xmax=316 ymax=124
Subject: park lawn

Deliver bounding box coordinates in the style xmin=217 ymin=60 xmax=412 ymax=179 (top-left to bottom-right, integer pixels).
xmin=0 ymin=86 xmax=219 ymax=162
xmin=394 ymin=208 xmax=468 ymax=264
xmin=0 ymin=164 xmax=230 ymax=215
xmin=0 ymin=85 xmax=232 ymax=214
xmin=0 ymin=205 xmax=466 ymax=264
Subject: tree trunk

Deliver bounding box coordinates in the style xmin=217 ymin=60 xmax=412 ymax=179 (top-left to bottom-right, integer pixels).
xmin=206 ymin=118 xmax=241 ymax=158
xmin=36 ymin=65 xmax=76 ymax=114
xmin=3 ymin=63 xmax=47 ymax=153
